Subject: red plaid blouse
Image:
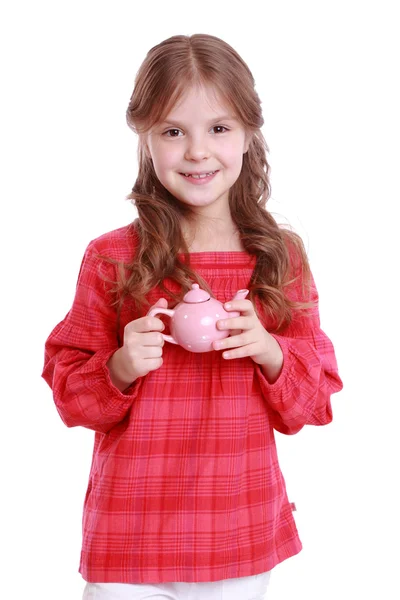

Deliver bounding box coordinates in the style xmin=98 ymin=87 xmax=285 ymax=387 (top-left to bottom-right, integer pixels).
xmin=42 ymin=224 xmax=343 ymax=584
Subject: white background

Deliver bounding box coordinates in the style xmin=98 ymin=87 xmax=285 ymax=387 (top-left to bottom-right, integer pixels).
xmin=1 ymin=1 xmax=399 ymax=598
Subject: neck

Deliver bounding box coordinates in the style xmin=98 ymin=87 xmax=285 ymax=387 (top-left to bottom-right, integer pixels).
xmin=182 ymin=214 xmax=244 ymax=252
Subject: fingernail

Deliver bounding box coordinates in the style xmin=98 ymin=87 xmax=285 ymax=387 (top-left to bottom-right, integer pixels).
xmin=225 ymin=303 xmax=231 ymax=309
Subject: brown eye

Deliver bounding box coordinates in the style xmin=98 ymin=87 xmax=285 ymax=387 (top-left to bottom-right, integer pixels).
xmin=164 ymin=129 xmax=182 ymax=137
xmin=212 ymin=126 xmax=228 ymax=134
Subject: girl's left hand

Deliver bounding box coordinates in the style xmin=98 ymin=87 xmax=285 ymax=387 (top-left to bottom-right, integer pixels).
xmin=212 ymin=299 xmax=283 ymax=370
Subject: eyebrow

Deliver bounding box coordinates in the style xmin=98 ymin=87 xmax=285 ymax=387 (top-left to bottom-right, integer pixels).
xmin=160 ymin=115 xmax=238 ymax=126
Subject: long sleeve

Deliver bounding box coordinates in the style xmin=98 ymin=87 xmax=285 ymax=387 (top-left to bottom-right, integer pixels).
xmin=42 ymin=239 xmax=143 ymax=434
xmin=256 ymin=270 xmax=343 ymax=436
xmin=64 ymin=238 xmax=316 ymax=583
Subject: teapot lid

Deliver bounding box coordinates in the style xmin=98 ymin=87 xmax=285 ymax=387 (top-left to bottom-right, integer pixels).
xmin=183 ymin=283 xmax=211 ymax=303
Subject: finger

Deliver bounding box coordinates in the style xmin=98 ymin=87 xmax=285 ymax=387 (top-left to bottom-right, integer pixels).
xmin=146 ymin=357 xmax=164 ymax=372
xmin=139 ymin=331 xmax=165 ymax=347
xmin=140 ymin=345 xmax=164 ymax=359
xmin=216 ymin=316 xmax=253 ymax=331
xmin=154 ymin=297 xmax=168 ymax=308
xmin=224 ymin=299 xmax=255 ymax=316
xmin=146 ymin=297 xmax=168 ymax=316
xmin=127 ymin=316 xmax=165 ymax=334
xmin=124 ymin=342 xmax=163 ymax=363
xmin=221 ymin=342 xmax=259 ymax=360
xmin=213 ymin=331 xmax=254 ymax=351
xmin=148 ymin=297 xmax=168 ymax=312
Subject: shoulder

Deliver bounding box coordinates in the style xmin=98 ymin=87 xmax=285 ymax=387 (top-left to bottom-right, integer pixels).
xmin=280 ymin=227 xmax=315 ymax=300
xmin=280 ymin=227 xmax=305 ymax=263
xmin=85 ymin=222 xmax=139 ymax=262
xmin=74 ymin=223 xmax=139 ymax=287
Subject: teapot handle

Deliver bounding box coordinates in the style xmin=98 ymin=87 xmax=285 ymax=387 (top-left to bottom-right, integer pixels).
xmin=147 ymin=307 xmax=178 ymax=345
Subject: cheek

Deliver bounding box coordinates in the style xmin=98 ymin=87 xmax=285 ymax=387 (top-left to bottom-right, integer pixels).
xmin=220 ymin=137 xmax=246 ymax=165
xmin=153 ymin=147 xmax=181 ymax=174
xmin=151 ymin=158 xmax=173 ymax=183
xmin=223 ymin=148 xmax=244 ymax=174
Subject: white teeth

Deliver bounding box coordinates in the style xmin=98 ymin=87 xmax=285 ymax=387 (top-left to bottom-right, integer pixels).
xmin=183 ymin=171 xmax=215 ymax=179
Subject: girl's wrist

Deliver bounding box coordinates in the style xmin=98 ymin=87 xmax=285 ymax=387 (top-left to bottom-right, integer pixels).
xmin=107 ymin=349 xmax=137 ymax=392
xmin=260 ymin=360 xmax=283 ymax=384
xmin=258 ymin=337 xmax=284 ymax=384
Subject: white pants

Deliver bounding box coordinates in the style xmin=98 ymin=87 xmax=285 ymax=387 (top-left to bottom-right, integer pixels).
xmin=82 ymin=571 xmax=271 ymax=600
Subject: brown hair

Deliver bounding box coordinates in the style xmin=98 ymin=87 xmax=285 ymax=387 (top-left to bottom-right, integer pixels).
xmin=113 ymin=34 xmax=314 ymax=333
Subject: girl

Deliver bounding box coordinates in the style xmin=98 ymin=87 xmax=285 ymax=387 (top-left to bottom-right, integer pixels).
xmin=42 ymin=34 xmax=343 ymax=600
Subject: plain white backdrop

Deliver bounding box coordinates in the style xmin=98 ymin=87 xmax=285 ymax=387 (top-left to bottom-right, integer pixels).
xmin=1 ymin=1 xmax=399 ymax=598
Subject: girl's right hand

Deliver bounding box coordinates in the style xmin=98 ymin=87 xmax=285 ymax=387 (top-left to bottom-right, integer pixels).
xmin=106 ymin=298 xmax=167 ymax=391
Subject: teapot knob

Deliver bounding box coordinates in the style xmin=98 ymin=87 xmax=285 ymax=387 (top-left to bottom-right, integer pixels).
xmin=183 ymin=283 xmax=211 ymax=303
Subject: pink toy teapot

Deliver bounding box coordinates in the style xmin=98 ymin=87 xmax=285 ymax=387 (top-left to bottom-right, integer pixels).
xmin=148 ymin=284 xmax=249 ymax=353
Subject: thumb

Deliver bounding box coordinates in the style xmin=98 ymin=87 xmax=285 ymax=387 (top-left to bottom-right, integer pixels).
xmin=155 ymin=297 xmax=168 ymax=308
xmin=147 ymin=297 xmax=168 ymax=317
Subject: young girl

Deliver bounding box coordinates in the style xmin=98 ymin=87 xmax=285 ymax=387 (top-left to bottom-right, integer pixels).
xmin=42 ymin=34 xmax=343 ymax=600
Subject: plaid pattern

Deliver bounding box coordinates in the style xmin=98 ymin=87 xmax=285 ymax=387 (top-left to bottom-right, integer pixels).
xmin=42 ymin=225 xmax=343 ymax=583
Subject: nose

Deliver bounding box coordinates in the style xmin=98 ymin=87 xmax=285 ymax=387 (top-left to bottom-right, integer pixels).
xmin=184 ymin=133 xmax=211 ymax=161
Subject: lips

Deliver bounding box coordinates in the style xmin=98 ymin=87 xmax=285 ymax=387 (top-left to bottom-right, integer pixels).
xmin=179 ymin=170 xmax=219 ymax=185
xmin=180 ymin=170 xmax=218 ymax=179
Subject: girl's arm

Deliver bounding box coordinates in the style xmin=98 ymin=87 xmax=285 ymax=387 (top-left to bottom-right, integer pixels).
xmin=214 ymin=266 xmax=343 ymax=436
xmin=42 ymin=241 xmax=143 ymax=434
xmin=255 ymin=272 xmax=343 ymax=435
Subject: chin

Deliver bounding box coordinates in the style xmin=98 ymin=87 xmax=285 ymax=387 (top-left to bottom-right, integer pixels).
xmin=178 ymin=199 xmax=216 ymax=210
xmin=167 ymin=189 xmax=216 ymax=206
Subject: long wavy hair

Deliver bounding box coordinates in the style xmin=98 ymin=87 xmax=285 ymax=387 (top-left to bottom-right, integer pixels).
xmin=113 ymin=33 xmax=314 ymax=333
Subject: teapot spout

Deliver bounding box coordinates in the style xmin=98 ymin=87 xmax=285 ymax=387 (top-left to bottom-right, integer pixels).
xmin=232 ymin=289 xmax=249 ymax=301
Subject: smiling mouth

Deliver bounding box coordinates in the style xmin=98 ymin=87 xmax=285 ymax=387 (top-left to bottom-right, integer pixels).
xmin=180 ymin=170 xmax=218 ymax=179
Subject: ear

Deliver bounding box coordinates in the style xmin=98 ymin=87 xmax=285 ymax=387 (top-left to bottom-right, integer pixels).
xmin=144 ymin=143 xmax=151 ymax=159
xmin=140 ymin=134 xmax=151 ymax=159
xmin=243 ymin=132 xmax=253 ymax=154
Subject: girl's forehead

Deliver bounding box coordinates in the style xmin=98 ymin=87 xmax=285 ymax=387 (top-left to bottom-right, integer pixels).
xmin=161 ymin=84 xmax=235 ymax=121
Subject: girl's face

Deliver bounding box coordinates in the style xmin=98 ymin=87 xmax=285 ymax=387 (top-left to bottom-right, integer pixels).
xmin=144 ymin=84 xmax=251 ymax=217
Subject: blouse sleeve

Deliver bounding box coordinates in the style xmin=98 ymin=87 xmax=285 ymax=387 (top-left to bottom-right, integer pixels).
xmin=255 ymin=269 xmax=343 ymax=436
xmin=41 ymin=240 xmax=143 ymax=434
